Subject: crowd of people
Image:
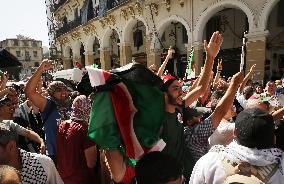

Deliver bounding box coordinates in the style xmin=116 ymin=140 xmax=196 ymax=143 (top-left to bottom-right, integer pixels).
xmin=0 ymin=31 xmax=284 ymax=184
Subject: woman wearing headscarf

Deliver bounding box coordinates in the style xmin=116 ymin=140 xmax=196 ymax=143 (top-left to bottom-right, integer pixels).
xmin=56 ymin=95 xmax=97 ymax=184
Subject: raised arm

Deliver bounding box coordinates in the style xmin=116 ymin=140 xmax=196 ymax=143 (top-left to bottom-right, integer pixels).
xmin=25 ymin=60 xmax=53 ymax=112
xmin=239 ymin=64 xmax=256 ymax=93
xmin=20 ymin=128 xmax=46 ymax=154
xmin=157 ymin=48 xmax=175 ymax=77
xmin=184 ymin=31 xmax=223 ymax=107
xmin=0 ymin=87 xmax=16 ymax=99
xmin=211 ymin=71 xmax=244 ymax=128
xmin=213 ymin=59 xmax=222 ymax=90
xmin=0 ymin=72 xmax=9 ymax=91
xmin=272 ymin=107 xmax=284 ymax=121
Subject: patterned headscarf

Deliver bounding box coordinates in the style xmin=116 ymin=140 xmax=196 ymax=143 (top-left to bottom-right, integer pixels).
xmin=70 ymin=95 xmax=91 ymax=123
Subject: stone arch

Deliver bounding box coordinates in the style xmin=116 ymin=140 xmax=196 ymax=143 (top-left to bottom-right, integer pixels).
xmin=85 ymin=35 xmax=101 ymax=52
xmin=101 ymin=27 xmax=121 ymax=48
xmin=258 ymin=0 xmax=280 ymax=30
xmin=193 ymin=0 xmax=254 ymax=42
xmin=122 ymin=16 xmax=149 ymax=43
xmin=150 ymin=14 xmax=191 ymax=49
xmin=63 ymin=46 xmax=72 ymax=57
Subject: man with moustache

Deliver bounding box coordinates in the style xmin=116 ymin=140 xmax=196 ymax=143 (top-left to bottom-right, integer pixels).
xmin=25 ymin=60 xmax=72 ymax=163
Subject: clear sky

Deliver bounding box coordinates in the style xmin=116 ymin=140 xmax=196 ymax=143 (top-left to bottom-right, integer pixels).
xmin=0 ymin=0 xmax=49 ymax=47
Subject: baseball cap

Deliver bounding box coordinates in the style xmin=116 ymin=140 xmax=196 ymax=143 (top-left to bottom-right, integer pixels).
xmin=235 ymin=108 xmax=274 ymax=149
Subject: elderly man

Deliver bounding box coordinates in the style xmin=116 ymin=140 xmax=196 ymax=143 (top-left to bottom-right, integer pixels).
xmin=190 ymin=108 xmax=284 ymax=184
xmin=25 ymin=60 xmax=72 ymax=162
xmin=0 ymin=123 xmax=63 ymax=184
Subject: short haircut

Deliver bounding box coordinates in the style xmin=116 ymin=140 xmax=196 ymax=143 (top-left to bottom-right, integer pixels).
xmin=0 ymin=165 xmax=21 ymax=183
xmin=135 ymin=151 xmax=183 ymax=184
xmin=0 ymin=123 xmax=18 ymax=147
xmin=235 ymin=108 xmax=274 ymax=149
xmin=210 ymin=90 xmax=226 ymax=111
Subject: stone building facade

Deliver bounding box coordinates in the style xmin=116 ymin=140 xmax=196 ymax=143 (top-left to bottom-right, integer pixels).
xmin=0 ymin=36 xmax=43 ymax=68
xmin=49 ymin=0 xmax=284 ymax=81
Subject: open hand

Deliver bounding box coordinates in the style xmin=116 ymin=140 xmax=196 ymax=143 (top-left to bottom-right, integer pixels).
xmin=249 ymin=64 xmax=256 ymax=73
xmin=167 ymin=48 xmax=175 ymax=59
xmin=204 ymin=31 xmax=223 ymax=60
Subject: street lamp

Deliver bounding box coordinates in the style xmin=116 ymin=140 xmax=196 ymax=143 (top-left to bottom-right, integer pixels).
xmin=49 ymin=43 xmax=63 ymax=71
xmin=49 ymin=43 xmax=57 ymax=60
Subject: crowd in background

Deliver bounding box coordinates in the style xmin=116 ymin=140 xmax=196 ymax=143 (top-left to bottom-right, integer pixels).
xmin=0 ymin=31 xmax=284 ymax=184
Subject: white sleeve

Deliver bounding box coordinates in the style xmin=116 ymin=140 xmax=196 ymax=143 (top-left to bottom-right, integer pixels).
xmin=3 ymin=120 xmax=26 ymax=134
xmin=36 ymin=155 xmax=64 ymax=184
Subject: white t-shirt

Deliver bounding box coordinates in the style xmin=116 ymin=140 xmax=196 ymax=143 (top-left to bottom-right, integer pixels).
xmin=208 ymin=120 xmax=235 ymax=148
xmin=20 ymin=149 xmax=64 ymax=184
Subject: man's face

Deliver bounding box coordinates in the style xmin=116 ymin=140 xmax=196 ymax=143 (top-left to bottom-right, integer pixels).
xmin=52 ymin=87 xmax=69 ymax=101
xmin=282 ymin=78 xmax=284 ymax=87
xmin=6 ymin=89 xmax=19 ymax=107
xmin=266 ymin=81 xmax=276 ymax=94
xmin=0 ymin=103 xmax=15 ymax=120
xmin=256 ymin=86 xmax=263 ymax=94
xmin=166 ymin=80 xmax=183 ymax=106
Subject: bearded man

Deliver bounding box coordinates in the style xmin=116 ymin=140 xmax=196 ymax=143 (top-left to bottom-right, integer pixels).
xmin=25 ymin=60 xmax=72 ymax=163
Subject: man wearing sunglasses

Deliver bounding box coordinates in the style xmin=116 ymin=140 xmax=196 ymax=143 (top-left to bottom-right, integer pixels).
xmin=0 ymin=97 xmax=45 ymax=154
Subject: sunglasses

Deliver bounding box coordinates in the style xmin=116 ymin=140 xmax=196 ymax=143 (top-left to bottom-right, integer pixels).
xmin=0 ymin=98 xmax=12 ymax=107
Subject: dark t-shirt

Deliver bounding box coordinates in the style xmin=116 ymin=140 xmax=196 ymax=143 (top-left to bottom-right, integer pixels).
xmin=160 ymin=110 xmax=194 ymax=180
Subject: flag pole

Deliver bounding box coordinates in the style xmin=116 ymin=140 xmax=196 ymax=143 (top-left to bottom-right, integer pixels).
xmin=240 ymin=31 xmax=248 ymax=72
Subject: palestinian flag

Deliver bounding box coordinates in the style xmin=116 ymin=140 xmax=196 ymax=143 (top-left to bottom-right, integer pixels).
xmin=77 ymin=63 xmax=165 ymax=165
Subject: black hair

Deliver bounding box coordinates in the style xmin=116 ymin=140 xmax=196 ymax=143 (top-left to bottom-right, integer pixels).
xmin=160 ymin=79 xmax=176 ymax=92
xmin=210 ymin=90 xmax=226 ymax=111
xmin=135 ymin=151 xmax=183 ymax=184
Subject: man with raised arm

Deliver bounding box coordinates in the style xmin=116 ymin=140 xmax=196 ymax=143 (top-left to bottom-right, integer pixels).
xmin=25 ymin=60 xmax=72 ymax=163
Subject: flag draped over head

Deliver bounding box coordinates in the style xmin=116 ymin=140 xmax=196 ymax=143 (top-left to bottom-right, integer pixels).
xmin=186 ymin=47 xmax=195 ymax=79
xmin=77 ymin=63 xmax=165 ymax=171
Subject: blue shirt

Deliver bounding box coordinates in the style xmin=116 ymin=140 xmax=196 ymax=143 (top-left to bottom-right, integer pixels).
xmin=41 ymin=97 xmax=60 ymax=156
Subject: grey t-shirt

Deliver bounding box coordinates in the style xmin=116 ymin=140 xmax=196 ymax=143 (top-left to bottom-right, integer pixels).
xmin=2 ymin=120 xmax=26 ymax=134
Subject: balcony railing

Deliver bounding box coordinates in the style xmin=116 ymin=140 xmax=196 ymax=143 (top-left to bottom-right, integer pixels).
xmin=56 ymin=18 xmax=81 ymax=37
xmin=53 ymin=0 xmax=68 ymax=12
xmin=54 ymin=0 xmax=129 ymax=38
xmin=56 ymin=7 xmax=99 ymax=37
xmin=107 ymin=0 xmax=129 ymax=11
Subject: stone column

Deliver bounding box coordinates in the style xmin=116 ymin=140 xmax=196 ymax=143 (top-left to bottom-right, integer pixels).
xmin=147 ymin=49 xmax=162 ymax=68
xmin=192 ymin=42 xmax=204 ymax=76
xmin=62 ymin=57 xmax=72 ymax=69
xmin=145 ymin=35 xmax=152 ymax=67
xmin=100 ymin=48 xmax=111 ymax=70
xmin=246 ymin=31 xmax=269 ymax=81
xmin=120 ymin=42 xmax=132 ymax=66
xmin=84 ymin=51 xmax=94 ymax=66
